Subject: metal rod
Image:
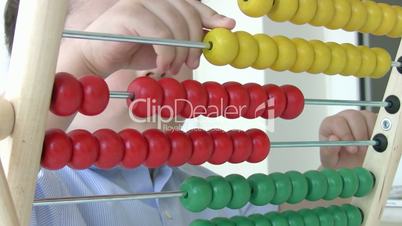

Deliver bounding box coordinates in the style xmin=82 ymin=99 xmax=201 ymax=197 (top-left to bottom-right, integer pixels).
xmin=33 ymin=191 xmax=186 ymax=207
xmin=110 ymin=91 xmax=133 ymax=100
xmin=305 ymin=99 xmax=389 ymax=107
xmin=63 ymin=30 xmax=210 ymax=49
xmin=271 ymin=140 xmax=377 ymax=148
xmin=391 ymin=61 xmax=402 ymax=68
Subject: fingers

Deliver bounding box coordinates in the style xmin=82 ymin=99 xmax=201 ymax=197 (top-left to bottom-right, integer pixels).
xmin=320 ymin=135 xmax=341 ymax=168
xmin=186 ymin=0 xmax=236 ymax=29
xmin=337 ymin=110 xmax=369 ymax=153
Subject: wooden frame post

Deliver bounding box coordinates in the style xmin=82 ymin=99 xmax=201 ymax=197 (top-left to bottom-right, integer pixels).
xmin=0 ymin=0 xmax=68 ymax=225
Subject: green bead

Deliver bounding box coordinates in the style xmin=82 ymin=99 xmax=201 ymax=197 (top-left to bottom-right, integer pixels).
xmin=327 ymin=205 xmax=347 ymax=226
xmin=231 ymin=216 xmax=254 ymax=226
xmin=282 ymin=210 xmax=305 ymax=226
xmin=190 ymin=219 xmax=215 ymax=226
xmin=270 ymin=172 xmax=292 ymax=204
xmin=353 ymin=167 xmax=375 ymax=197
xmin=338 ymin=168 xmax=359 ymax=198
xmin=226 ymin=174 xmax=251 ymax=209
xmin=298 ymin=209 xmax=320 ymax=226
xmin=207 ymin=176 xmax=233 ymax=210
xmin=321 ymin=169 xmax=343 ymax=200
xmin=304 ymin=170 xmax=328 ymax=201
xmin=180 ymin=176 xmax=212 ymax=212
xmin=341 ymin=204 xmax=363 ymax=226
xmin=248 ymin=173 xmax=275 ymax=206
xmin=313 ymin=207 xmax=335 ymax=226
xmin=249 ymin=214 xmax=273 ymax=226
xmin=265 ymin=212 xmax=289 ymax=226
xmin=285 ymin=171 xmax=308 ymax=204
xmin=212 ymin=217 xmax=236 ymax=226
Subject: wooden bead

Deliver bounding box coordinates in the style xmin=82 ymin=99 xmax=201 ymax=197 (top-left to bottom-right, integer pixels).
xmin=308 ymin=40 xmax=332 ymax=74
xmin=325 ymin=42 xmax=347 ymax=75
xmin=281 ymin=85 xmax=305 ymax=120
xmin=41 ymin=129 xmax=72 ymax=170
xmin=226 ymin=174 xmax=251 ymax=209
xmin=262 ymin=84 xmax=287 ymax=119
xmin=203 ymin=81 xmax=228 ymax=118
xmin=243 ymin=83 xmax=267 ymax=119
xmin=341 ymin=43 xmax=362 ymax=76
xmin=119 ymin=129 xmax=148 ymax=169
xmin=309 ymin=0 xmax=335 ymax=27
xmin=93 ymin=129 xmax=124 ymax=169
xmin=127 ymin=76 xmax=163 ymax=118
xmin=181 ymin=80 xmax=208 ymax=118
xmin=207 ymin=176 xmax=232 ymax=209
xmin=51 ymin=72 xmax=83 ymax=116
xmin=246 ymin=129 xmax=270 ymax=163
xmin=180 ymin=177 xmax=212 ymax=212
xmin=271 ymin=36 xmax=297 ymax=71
xmin=286 ymin=171 xmax=308 ymax=204
xmin=356 ymin=46 xmax=377 ymax=77
xmin=237 ymin=0 xmax=273 ymax=17
xmin=290 ymin=38 xmax=315 ymax=73
xmin=290 ymin=0 xmax=318 ymax=25
xmin=252 ymin=34 xmax=278 ymax=70
xmin=327 ymin=0 xmax=352 ymax=30
xmin=208 ymin=129 xmax=234 ymax=165
xmin=143 ymin=129 xmax=171 ymax=168
xmin=304 ymin=170 xmax=328 ymax=201
xmin=248 ymin=174 xmax=275 ymax=205
xmin=374 ymin=3 xmax=397 ymax=36
xmin=79 ymin=75 xmax=109 ymax=116
xmin=268 ymin=0 xmax=299 ymax=22
xmin=371 ymin=47 xmax=391 ymax=78
xmin=159 ymin=77 xmax=186 ymax=118
xmin=166 ymin=130 xmax=192 ymax=167
xmin=224 ymin=82 xmax=250 ymax=119
xmin=68 ymin=130 xmax=99 ymax=170
xmin=203 ymin=28 xmax=239 ymax=66
xmin=228 ymin=130 xmax=253 ymax=164
xmin=344 ymin=0 xmax=368 ymax=31
xmin=231 ymin=31 xmax=259 ymax=69
xmin=188 ymin=129 xmax=214 ymax=165
xmin=360 ymin=1 xmax=383 ymax=33
xmin=270 ymin=172 xmax=292 ymax=204
xmin=388 ymin=6 xmax=402 ymax=37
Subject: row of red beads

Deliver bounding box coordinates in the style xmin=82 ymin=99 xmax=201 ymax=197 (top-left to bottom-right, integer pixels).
xmin=42 ymin=128 xmax=270 ymax=170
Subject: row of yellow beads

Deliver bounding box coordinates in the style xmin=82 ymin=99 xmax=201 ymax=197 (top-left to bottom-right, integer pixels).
xmin=203 ymin=28 xmax=391 ymax=78
xmin=238 ymin=0 xmax=402 ymax=38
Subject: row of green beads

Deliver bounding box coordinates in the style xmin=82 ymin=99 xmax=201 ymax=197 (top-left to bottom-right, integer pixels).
xmin=190 ymin=204 xmax=363 ymax=226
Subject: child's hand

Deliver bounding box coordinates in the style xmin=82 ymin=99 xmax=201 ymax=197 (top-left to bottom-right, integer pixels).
xmin=61 ymin=0 xmax=236 ymax=76
xmin=319 ymin=110 xmax=377 ymax=169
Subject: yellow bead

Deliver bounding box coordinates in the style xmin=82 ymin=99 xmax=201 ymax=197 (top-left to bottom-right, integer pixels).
xmin=325 ymin=42 xmax=347 ymax=75
xmin=203 ymin=28 xmax=239 ymax=66
xmin=252 ymin=34 xmax=278 ymax=70
xmin=237 ymin=0 xmax=274 ymax=18
xmin=373 ymin=3 xmax=397 ymax=36
xmin=371 ymin=47 xmax=391 ymax=78
xmin=388 ymin=6 xmax=402 ymax=37
xmin=231 ymin=31 xmax=259 ymax=69
xmin=344 ymin=0 xmax=368 ymax=31
xmin=290 ymin=0 xmax=318 ymax=25
xmin=268 ymin=0 xmax=298 ymax=22
xmin=309 ymin=0 xmax=335 ymax=27
xmin=307 ymin=40 xmax=331 ymax=74
xmin=271 ymin=36 xmax=297 ymax=71
xmin=290 ymin=38 xmax=315 ymax=73
xmin=360 ymin=1 xmax=383 ymax=33
xmin=326 ymin=0 xmax=352 ymax=30
xmin=356 ymin=46 xmax=377 ymax=77
xmin=341 ymin=43 xmax=362 ymax=76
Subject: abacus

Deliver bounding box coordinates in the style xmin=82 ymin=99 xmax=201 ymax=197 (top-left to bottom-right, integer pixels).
xmin=0 ymin=0 xmax=402 ymax=226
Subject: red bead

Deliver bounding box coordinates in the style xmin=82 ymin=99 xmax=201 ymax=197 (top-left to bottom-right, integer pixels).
xmin=119 ymin=129 xmax=148 ymax=168
xmin=208 ymin=129 xmax=233 ymax=165
xmin=41 ymin=129 xmax=73 ymax=170
xmin=51 ymin=72 xmax=83 ymax=116
xmin=223 ymin=82 xmax=250 ymax=119
xmin=127 ymin=76 xmax=163 ymax=118
xmin=243 ymin=83 xmax=267 ymax=119
xmin=159 ymin=78 xmax=186 ymax=118
xmin=180 ymin=80 xmax=208 ymax=118
xmin=203 ymin=82 xmax=229 ymax=117
xmin=166 ymin=130 xmax=193 ymax=167
xmin=187 ymin=129 xmax=214 ymax=165
xmin=78 ymin=75 xmax=109 ymax=116
xmin=246 ymin=129 xmax=270 ymax=163
xmin=68 ymin=130 xmax=99 ymax=170
xmin=143 ymin=129 xmax=171 ymax=168
xmin=93 ymin=129 xmax=125 ymax=169
xmin=262 ymin=84 xmax=286 ymax=119
xmin=228 ymin=130 xmax=253 ymax=163
xmin=281 ymin=85 xmax=305 ymax=120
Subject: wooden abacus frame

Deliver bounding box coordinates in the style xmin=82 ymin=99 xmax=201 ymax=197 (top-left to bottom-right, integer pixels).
xmin=0 ymin=0 xmax=401 ymax=225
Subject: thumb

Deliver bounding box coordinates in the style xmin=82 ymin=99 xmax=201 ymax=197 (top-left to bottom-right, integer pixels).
xmin=320 ymin=135 xmax=341 ymax=168
xmin=187 ymin=0 xmax=236 ymax=29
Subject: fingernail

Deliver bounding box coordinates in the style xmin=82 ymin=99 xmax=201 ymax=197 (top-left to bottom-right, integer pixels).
xmin=347 ymin=146 xmax=358 ymax=154
xmin=192 ymin=59 xmax=200 ymax=69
